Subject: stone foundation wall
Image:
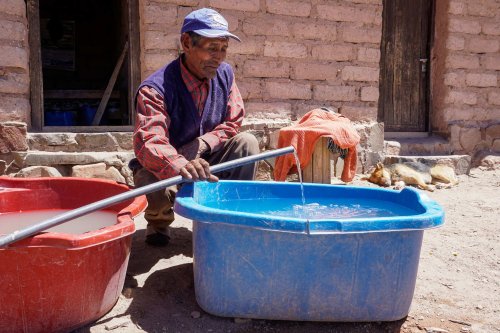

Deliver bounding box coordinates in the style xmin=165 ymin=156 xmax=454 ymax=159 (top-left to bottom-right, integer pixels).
xmin=0 ymin=0 xmax=30 ymax=124
xmin=433 ymin=0 xmax=500 ymax=157
xmin=140 ymin=0 xmax=382 ymax=122
xmin=0 ymin=122 xmax=384 ymax=184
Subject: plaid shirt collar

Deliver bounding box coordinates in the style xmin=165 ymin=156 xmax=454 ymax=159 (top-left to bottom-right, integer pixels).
xmin=180 ymin=55 xmax=209 ymax=93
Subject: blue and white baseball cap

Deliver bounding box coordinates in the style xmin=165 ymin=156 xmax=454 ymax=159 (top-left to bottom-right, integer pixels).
xmin=181 ymin=8 xmax=241 ymax=42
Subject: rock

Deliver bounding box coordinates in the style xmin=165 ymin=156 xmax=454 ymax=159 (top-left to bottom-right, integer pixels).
xmin=15 ymin=166 xmax=62 ymax=178
xmin=14 ymin=151 xmax=134 ymax=168
xmin=472 ymin=151 xmax=500 ymax=170
xmin=425 ymin=328 xmax=449 ymax=333
xmin=234 ymin=318 xmax=251 ymax=324
xmin=190 ymin=311 xmax=201 ymax=319
xmin=120 ymin=165 xmax=134 ymax=186
xmin=384 ymin=140 xmax=401 ymax=155
xmin=28 ymin=133 xmax=78 ymax=152
xmin=112 ymin=132 xmax=133 ymax=150
xmin=75 ymin=133 xmax=119 ymax=152
xmin=0 ymin=121 xmax=28 ymax=153
xmin=71 ymin=163 xmax=126 ymax=183
xmin=459 ymin=127 xmax=482 ymax=153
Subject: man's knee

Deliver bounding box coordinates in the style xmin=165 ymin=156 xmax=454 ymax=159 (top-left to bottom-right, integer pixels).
xmin=233 ymin=132 xmax=260 ymax=155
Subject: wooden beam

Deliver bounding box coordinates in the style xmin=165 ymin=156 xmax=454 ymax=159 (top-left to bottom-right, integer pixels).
xmin=127 ymin=0 xmax=141 ymax=126
xmin=27 ymin=0 xmax=43 ymax=131
xmin=92 ymin=40 xmax=129 ymax=126
xmin=44 ymin=90 xmax=120 ymax=99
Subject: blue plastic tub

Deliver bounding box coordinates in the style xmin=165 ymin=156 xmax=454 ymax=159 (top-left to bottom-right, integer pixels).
xmin=174 ymin=181 xmax=444 ymax=322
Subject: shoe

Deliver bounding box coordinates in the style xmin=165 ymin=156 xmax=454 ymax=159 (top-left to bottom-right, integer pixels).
xmin=145 ymin=232 xmax=170 ymax=247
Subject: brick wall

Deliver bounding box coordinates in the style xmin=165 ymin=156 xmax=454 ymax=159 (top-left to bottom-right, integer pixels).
xmin=0 ymin=0 xmax=30 ymax=124
xmin=435 ymin=0 xmax=500 ymax=155
xmin=139 ymin=0 xmax=382 ymax=123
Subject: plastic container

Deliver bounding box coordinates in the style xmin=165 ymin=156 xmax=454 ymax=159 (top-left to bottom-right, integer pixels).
xmin=0 ymin=177 xmax=147 ymax=333
xmin=44 ymin=110 xmax=76 ymax=126
xmin=175 ymin=181 xmax=444 ymax=322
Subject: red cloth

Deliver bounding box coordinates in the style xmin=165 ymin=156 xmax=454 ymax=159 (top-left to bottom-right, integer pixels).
xmin=274 ymin=109 xmax=360 ymax=183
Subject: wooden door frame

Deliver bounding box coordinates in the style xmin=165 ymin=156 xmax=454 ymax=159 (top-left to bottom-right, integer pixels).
xmin=27 ymin=0 xmax=140 ymax=132
xmin=378 ymin=0 xmax=434 ymax=133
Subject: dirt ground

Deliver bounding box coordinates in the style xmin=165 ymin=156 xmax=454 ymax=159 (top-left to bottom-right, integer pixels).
xmin=75 ymin=167 xmax=499 ymax=333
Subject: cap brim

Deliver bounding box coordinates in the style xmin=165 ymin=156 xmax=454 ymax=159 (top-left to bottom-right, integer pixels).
xmin=193 ymin=29 xmax=241 ymax=42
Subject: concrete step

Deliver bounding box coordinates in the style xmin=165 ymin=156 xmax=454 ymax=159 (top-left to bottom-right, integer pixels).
xmin=384 ymin=136 xmax=452 ymax=156
xmin=384 ymin=154 xmax=471 ymax=175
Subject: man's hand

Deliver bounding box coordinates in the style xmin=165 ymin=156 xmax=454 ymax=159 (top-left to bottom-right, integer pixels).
xmin=178 ymin=138 xmax=210 ymax=161
xmin=179 ymin=158 xmax=219 ymax=182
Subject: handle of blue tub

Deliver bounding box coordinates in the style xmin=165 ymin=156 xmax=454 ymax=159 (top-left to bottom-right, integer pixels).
xmin=0 ymin=146 xmax=295 ymax=248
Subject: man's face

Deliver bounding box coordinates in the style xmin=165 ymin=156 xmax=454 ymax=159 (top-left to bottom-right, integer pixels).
xmin=182 ymin=34 xmax=229 ymax=79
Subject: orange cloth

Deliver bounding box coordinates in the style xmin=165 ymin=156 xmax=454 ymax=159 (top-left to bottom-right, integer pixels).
xmin=274 ymin=109 xmax=360 ymax=182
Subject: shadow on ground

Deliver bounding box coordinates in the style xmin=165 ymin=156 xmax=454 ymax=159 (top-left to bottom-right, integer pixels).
xmin=75 ymin=224 xmax=405 ymax=333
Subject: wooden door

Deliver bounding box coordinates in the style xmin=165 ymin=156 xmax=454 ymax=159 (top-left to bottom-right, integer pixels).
xmin=379 ymin=0 xmax=433 ymax=132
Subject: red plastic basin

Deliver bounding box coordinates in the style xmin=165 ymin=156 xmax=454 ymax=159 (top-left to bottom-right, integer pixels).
xmin=0 ymin=177 xmax=147 ymax=333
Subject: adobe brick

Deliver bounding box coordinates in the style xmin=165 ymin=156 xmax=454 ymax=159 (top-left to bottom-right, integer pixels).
xmin=446 ymin=35 xmax=465 ymax=51
xmin=238 ymin=79 xmax=262 ymax=100
xmin=0 ymin=20 xmax=26 ymax=42
xmin=209 ymin=0 xmax=260 ymax=12
xmin=144 ymin=31 xmax=179 ymax=50
xmin=444 ymin=72 xmax=466 ymax=87
xmin=448 ymin=1 xmax=466 ymax=15
xmin=448 ymin=18 xmax=481 ymax=34
xmin=0 ymin=96 xmax=29 ymax=123
xmin=229 ymin=38 xmax=262 ymax=55
xmin=482 ymin=22 xmax=500 ymax=36
xmin=488 ymin=91 xmax=500 ymax=105
xmin=0 ymin=71 xmax=29 ymax=94
xmin=266 ymin=81 xmax=312 ymax=100
xmin=243 ymin=17 xmax=289 ymax=37
xmin=311 ymin=45 xmax=355 ymax=61
xmin=144 ymin=51 xmax=178 ymax=71
xmin=317 ymin=4 xmax=382 ymax=25
xmin=314 ymin=85 xmax=357 ymax=101
xmin=0 ymin=0 xmax=25 ymax=17
xmin=446 ymin=54 xmax=480 ymax=69
xmin=467 ymin=1 xmax=497 ymax=17
xmin=357 ymin=47 xmax=380 ymax=62
xmin=292 ymin=63 xmax=339 ymax=81
xmin=339 ymin=106 xmax=377 ymax=121
xmin=342 ymin=26 xmax=381 ymax=44
xmin=245 ymin=102 xmax=293 ymax=118
xmin=263 ymin=41 xmax=308 ymax=59
xmin=360 ymin=86 xmax=379 ymax=102
xmin=488 ymin=90 xmax=500 ymax=105
xmin=219 ymin=11 xmax=239 ymax=32
xmin=467 ymin=38 xmax=500 ymax=53
xmin=153 ymin=0 xmax=199 ymax=5
xmin=344 ymin=0 xmax=381 ymax=4
xmin=0 ymin=45 xmax=28 ymax=70
xmin=144 ymin=4 xmax=177 ymax=24
xmin=292 ymin=22 xmax=337 ymax=42
xmin=445 ymin=90 xmax=477 ymax=105
xmin=483 ymin=55 xmax=500 ymax=70
xmin=465 ymin=73 xmax=497 ymax=87
xmin=244 ymin=60 xmax=290 ymax=78
xmin=266 ymin=0 xmax=312 ymax=17
xmin=341 ymin=66 xmax=379 ymax=82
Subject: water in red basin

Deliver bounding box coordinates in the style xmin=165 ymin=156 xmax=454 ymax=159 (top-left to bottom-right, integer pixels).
xmin=0 ymin=177 xmax=147 ymax=333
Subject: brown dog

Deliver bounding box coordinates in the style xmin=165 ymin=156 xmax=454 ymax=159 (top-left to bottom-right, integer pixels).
xmin=363 ymin=162 xmax=458 ymax=191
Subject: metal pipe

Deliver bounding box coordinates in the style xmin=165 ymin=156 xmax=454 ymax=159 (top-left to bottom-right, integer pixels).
xmin=0 ymin=146 xmax=295 ymax=248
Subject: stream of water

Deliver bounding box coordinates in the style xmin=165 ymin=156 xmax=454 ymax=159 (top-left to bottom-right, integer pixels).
xmin=293 ymin=151 xmax=306 ymax=206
